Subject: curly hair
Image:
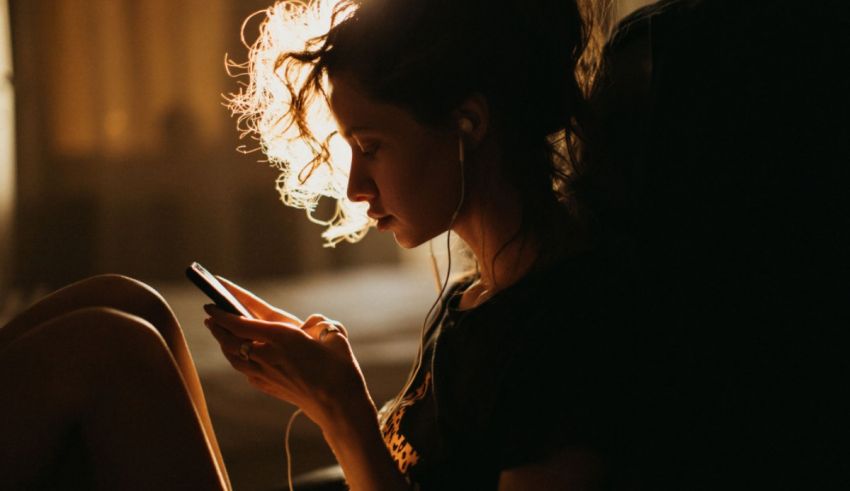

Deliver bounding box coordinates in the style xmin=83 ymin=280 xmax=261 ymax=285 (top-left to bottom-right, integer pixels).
xmin=226 ymin=0 xmax=608 ymax=253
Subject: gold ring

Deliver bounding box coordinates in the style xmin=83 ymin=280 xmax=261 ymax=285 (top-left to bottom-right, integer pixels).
xmin=319 ymin=325 xmax=341 ymax=341
xmin=238 ymin=340 xmax=253 ymax=361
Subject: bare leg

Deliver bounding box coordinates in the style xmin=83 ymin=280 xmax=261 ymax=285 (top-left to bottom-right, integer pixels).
xmin=0 ymin=274 xmax=230 ymax=488
xmin=0 ymin=307 xmax=227 ymax=490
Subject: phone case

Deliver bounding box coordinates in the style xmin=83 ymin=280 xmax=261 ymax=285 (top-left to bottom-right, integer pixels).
xmin=186 ymin=262 xmax=254 ymax=318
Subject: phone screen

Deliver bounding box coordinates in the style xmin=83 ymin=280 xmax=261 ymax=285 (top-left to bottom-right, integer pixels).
xmin=186 ymin=261 xmax=254 ymax=318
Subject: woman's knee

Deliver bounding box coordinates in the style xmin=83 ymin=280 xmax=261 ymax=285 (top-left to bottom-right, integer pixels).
xmin=61 ymin=304 xmax=163 ymax=336
xmin=70 ymin=274 xmax=181 ymax=339
xmin=1 ymin=306 xmax=173 ymax=386
xmin=2 ymin=275 xmax=185 ymax=358
xmin=0 ymin=307 xmax=168 ymax=487
xmin=19 ymin=306 xmax=166 ymax=352
xmin=78 ymin=274 xmax=172 ymax=314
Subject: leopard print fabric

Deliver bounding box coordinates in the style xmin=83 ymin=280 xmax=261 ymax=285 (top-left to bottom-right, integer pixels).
xmin=381 ymin=371 xmax=432 ymax=475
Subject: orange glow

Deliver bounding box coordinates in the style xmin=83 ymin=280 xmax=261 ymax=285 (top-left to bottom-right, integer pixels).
xmin=1 ymin=0 xmax=13 ymax=282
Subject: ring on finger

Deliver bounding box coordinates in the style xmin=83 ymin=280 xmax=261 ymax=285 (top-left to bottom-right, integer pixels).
xmin=319 ymin=325 xmax=342 ymax=341
xmin=238 ymin=340 xmax=253 ymax=361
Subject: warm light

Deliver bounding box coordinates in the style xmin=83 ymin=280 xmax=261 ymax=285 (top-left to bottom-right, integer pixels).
xmin=225 ymin=0 xmax=374 ymax=248
xmin=1 ymin=0 xmax=14 ymax=285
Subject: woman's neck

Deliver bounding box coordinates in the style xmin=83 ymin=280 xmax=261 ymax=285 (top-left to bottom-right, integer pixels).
xmin=452 ymin=179 xmax=541 ymax=304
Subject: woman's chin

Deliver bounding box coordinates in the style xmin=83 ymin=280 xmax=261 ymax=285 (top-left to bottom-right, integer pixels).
xmin=393 ymin=229 xmax=446 ymax=250
xmin=384 ymin=224 xmax=425 ymax=249
xmin=378 ymin=218 xmax=446 ymax=249
xmin=392 ymin=232 xmax=420 ymax=249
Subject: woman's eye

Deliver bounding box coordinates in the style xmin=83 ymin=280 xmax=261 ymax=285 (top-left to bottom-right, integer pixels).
xmin=357 ymin=142 xmax=379 ymax=157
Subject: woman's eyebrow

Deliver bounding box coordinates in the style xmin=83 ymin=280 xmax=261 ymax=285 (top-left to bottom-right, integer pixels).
xmin=342 ymin=125 xmax=379 ymax=139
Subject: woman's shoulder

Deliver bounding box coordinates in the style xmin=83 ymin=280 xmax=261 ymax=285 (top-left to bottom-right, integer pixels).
xmin=448 ymin=249 xmax=621 ymax=333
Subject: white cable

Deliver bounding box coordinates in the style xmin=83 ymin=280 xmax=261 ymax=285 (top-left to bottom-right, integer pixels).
xmin=285 ymin=408 xmax=303 ymax=491
xmin=427 ymin=133 xmax=466 ymax=429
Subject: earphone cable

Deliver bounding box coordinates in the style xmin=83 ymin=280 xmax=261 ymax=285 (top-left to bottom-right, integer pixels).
xmin=379 ymin=132 xmax=467 ymax=427
xmin=285 ymin=408 xmax=303 ymax=491
xmin=430 ymin=134 xmax=465 ymax=427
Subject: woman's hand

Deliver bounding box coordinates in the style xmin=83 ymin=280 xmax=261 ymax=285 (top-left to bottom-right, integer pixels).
xmin=215 ymin=275 xmax=303 ymax=324
xmin=202 ymin=283 xmax=374 ymax=430
xmin=207 ymin=279 xmax=411 ymax=491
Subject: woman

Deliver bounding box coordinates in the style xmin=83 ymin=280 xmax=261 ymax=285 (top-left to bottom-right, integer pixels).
xmin=0 ymin=0 xmax=617 ymax=489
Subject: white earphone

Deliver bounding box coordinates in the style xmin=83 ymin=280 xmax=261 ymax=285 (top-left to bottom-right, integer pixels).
xmin=428 ymin=117 xmax=473 ymax=292
xmin=457 ymin=117 xmax=472 ymax=163
xmin=458 ymin=117 xmax=474 ymax=134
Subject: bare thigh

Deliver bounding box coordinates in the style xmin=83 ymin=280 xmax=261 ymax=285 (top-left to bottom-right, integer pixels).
xmin=0 ymin=275 xmax=230 ymax=488
xmin=2 ymin=274 xmax=193 ymax=356
xmin=0 ymin=307 xmax=227 ymax=490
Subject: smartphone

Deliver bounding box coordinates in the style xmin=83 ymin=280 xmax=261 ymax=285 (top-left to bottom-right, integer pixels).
xmin=186 ymin=261 xmax=254 ymax=318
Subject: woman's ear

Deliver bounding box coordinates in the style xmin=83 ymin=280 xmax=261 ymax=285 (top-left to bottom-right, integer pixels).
xmin=453 ymin=93 xmax=489 ymax=148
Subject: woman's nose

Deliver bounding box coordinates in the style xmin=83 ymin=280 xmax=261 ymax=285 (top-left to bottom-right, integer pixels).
xmin=346 ymin=157 xmax=377 ymax=203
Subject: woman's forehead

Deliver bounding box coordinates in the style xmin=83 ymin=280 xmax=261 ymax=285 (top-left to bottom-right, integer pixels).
xmin=329 ymin=76 xmax=414 ymax=138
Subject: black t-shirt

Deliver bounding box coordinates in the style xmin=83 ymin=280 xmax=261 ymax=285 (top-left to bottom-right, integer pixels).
xmin=379 ymin=250 xmax=642 ymax=490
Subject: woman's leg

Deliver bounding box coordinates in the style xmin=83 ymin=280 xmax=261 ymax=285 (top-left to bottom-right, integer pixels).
xmin=0 ymin=274 xmax=230 ymax=487
xmin=0 ymin=306 xmax=227 ymax=490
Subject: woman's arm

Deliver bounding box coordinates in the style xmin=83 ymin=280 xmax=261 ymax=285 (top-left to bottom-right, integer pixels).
xmin=202 ymin=281 xmax=410 ymax=491
xmin=319 ymin=392 xmax=411 ymax=491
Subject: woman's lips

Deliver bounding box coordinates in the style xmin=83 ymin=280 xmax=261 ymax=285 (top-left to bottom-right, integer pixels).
xmin=367 ymin=208 xmax=393 ymax=230
xmin=376 ymin=216 xmax=393 ymax=230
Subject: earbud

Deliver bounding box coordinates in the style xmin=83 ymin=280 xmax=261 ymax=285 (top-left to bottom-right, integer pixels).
xmin=458 ymin=117 xmax=474 ymax=134
xmin=457 ymin=118 xmax=472 ymax=163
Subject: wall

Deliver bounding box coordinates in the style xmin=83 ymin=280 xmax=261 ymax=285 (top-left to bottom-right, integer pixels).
xmin=9 ymin=0 xmax=400 ymax=289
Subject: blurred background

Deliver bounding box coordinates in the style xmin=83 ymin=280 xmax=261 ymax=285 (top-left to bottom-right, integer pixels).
xmin=0 ymin=0 xmax=652 ymax=489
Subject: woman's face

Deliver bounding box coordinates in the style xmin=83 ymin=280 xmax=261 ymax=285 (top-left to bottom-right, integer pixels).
xmin=329 ymin=75 xmax=463 ymax=248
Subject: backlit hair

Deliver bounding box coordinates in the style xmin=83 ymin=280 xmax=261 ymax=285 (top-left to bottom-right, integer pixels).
xmin=225 ymin=0 xmax=607 ymax=250
xmin=225 ymin=0 xmax=366 ymax=247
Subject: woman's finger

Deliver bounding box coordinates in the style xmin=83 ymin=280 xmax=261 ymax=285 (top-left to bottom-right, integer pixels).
xmin=226 ymin=351 xmax=265 ymax=375
xmin=301 ymin=314 xmax=349 ymax=340
xmin=248 ymin=339 xmax=280 ymax=359
xmin=204 ymin=318 xmax=243 ymax=350
xmin=204 ymin=304 xmax=306 ymax=345
xmin=311 ymin=322 xmax=346 ymax=342
xmin=205 ymin=318 xmax=267 ymax=367
xmin=216 ymin=275 xmax=303 ymax=324
xmin=246 ymin=341 xmax=288 ymax=372
xmin=217 ymin=336 xmax=265 ymax=373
